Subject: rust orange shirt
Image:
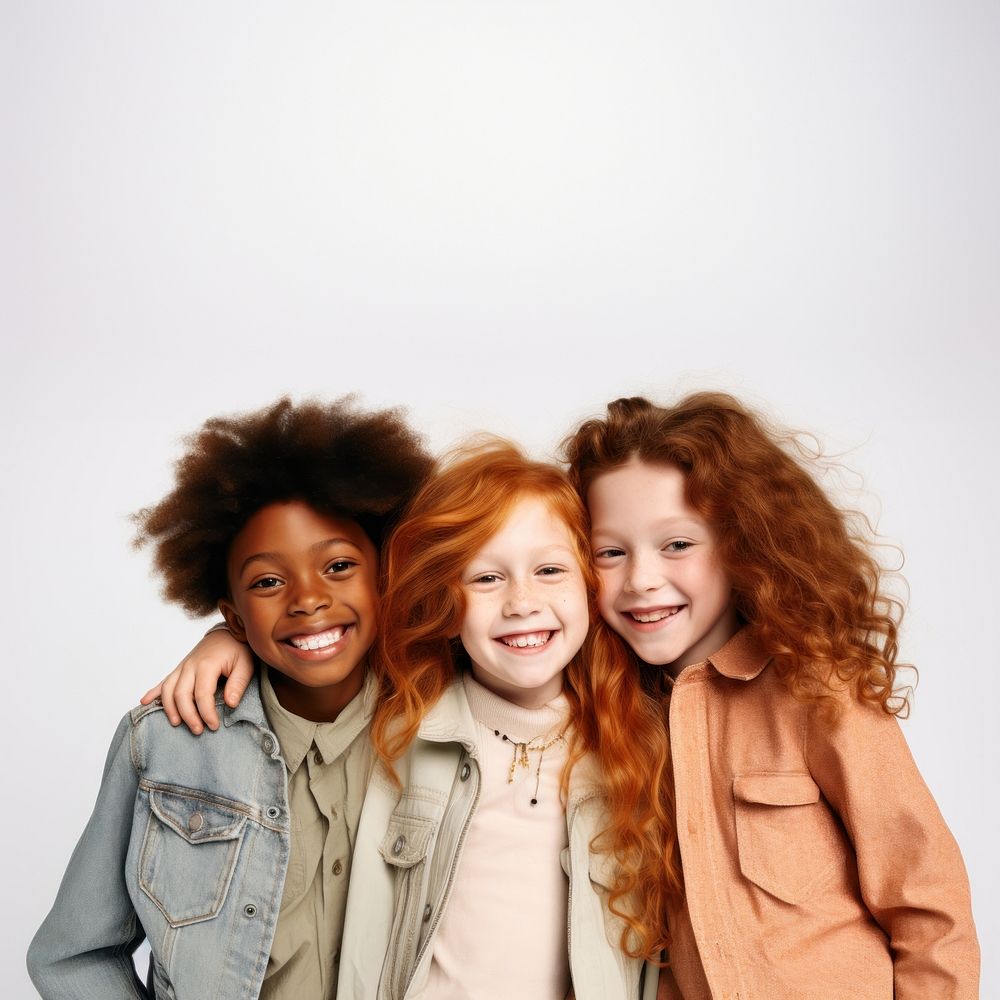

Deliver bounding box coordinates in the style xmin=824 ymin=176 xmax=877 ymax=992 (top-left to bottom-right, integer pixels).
xmin=658 ymin=630 xmax=979 ymax=1000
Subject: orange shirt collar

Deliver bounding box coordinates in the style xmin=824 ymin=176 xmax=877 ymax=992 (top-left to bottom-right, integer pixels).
xmin=704 ymin=627 xmax=771 ymax=681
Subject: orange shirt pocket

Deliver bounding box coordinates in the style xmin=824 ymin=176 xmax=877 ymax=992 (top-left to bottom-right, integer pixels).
xmin=732 ymin=772 xmax=849 ymax=905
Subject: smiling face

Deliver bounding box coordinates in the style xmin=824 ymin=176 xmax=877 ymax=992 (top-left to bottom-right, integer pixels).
xmin=458 ymin=496 xmax=590 ymax=709
xmin=219 ymin=501 xmax=378 ymax=721
xmin=587 ymin=458 xmax=740 ymax=676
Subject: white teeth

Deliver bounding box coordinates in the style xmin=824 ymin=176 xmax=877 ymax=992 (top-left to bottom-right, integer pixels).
xmin=630 ymin=608 xmax=680 ymax=623
xmin=500 ymin=630 xmax=552 ymax=648
xmin=289 ymin=627 xmax=345 ymax=650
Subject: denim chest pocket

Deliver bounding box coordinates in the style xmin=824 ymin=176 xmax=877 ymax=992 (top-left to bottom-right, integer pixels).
xmin=732 ymin=772 xmax=849 ymax=905
xmin=139 ymin=784 xmax=249 ymax=927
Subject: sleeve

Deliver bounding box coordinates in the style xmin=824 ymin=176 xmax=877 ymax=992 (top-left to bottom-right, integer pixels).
xmin=27 ymin=713 xmax=149 ymax=999
xmin=805 ymin=695 xmax=980 ymax=1000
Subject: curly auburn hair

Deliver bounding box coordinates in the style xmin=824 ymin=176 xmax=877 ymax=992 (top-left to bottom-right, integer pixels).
xmin=564 ymin=392 xmax=908 ymax=720
xmin=369 ymin=441 xmax=675 ymax=960
xmin=133 ymin=396 xmax=434 ymax=616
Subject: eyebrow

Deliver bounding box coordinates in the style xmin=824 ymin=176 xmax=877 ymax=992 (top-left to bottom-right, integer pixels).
xmin=239 ymin=537 xmax=364 ymax=576
xmin=466 ymin=544 xmax=578 ymax=568
xmin=591 ymin=517 xmax=706 ymax=535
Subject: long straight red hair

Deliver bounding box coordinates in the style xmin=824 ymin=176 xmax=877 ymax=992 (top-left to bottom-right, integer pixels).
xmin=369 ymin=441 xmax=675 ymax=959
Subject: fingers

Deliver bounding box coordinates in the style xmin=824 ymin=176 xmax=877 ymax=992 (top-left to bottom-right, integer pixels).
xmin=175 ymin=629 xmax=253 ymax=731
xmin=194 ymin=669 xmax=222 ymax=732
xmin=171 ymin=660 xmax=206 ymax=735
xmin=157 ymin=664 xmax=185 ymax=728
xmin=144 ymin=629 xmax=251 ymax=734
xmin=222 ymin=651 xmax=255 ymax=710
xmin=139 ymin=681 xmax=164 ymax=705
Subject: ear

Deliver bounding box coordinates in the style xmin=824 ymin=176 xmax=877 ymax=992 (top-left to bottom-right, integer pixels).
xmin=218 ymin=598 xmax=248 ymax=643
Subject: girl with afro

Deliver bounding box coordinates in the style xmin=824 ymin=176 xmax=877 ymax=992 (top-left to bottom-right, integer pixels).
xmin=28 ymin=397 xmax=433 ymax=1000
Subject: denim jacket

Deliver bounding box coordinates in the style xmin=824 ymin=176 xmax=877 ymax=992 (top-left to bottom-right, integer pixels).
xmin=28 ymin=677 xmax=291 ymax=999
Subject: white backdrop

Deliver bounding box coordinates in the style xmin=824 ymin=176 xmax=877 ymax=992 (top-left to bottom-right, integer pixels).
xmin=4 ymin=2 xmax=997 ymax=996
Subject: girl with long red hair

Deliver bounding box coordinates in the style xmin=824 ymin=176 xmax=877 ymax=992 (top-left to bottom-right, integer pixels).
xmin=337 ymin=441 xmax=669 ymax=998
xmin=565 ymin=393 xmax=979 ymax=1000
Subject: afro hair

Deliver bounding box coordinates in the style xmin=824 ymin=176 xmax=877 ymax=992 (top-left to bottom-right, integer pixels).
xmin=134 ymin=396 xmax=434 ymax=617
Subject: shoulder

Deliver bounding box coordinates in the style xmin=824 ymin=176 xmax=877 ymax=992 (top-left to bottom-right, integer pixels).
xmin=123 ymin=684 xmax=260 ymax=769
xmin=127 ymin=684 xmax=230 ymax=727
xmin=566 ymin=748 xmax=605 ymax=800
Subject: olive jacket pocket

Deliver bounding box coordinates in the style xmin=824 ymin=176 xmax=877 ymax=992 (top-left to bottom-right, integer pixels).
xmin=139 ymin=784 xmax=248 ymax=927
xmin=732 ymin=772 xmax=847 ymax=905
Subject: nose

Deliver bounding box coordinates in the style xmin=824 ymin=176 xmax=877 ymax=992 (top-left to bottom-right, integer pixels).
xmin=623 ymin=553 xmax=664 ymax=595
xmin=502 ymin=580 xmax=542 ymax=617
xmin=288 ymin=577 xmax=331 ymax=616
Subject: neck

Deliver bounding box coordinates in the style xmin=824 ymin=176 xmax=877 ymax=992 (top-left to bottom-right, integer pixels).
xmin=469 ymin=663 xmax=564 ymax=709
xmin=265 ymin=659 xmax=366 ymax=722
xmin=665 ymin=606 xmax=743 ymax=678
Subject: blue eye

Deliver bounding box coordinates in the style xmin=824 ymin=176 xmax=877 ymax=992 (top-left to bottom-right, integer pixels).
xmin=595 ymin=548 xmax=625 ymax=559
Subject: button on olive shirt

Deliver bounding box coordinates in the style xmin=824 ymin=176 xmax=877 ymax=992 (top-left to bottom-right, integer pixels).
xmin=259 ymin=667 xmax=374 ymax=1000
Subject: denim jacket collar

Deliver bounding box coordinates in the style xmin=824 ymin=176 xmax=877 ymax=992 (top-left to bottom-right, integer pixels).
xmin=223 ymin=670 xmax=270 ymax=731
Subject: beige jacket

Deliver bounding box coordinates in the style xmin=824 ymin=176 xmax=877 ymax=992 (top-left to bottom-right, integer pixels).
xmin=659 ymin=630 xmax=979 ymax=1000
xmin=337 ymin=679 xmax=657 ymax=999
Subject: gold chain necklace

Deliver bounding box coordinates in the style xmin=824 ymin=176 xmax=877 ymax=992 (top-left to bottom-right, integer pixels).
xmin=492 ymin=727 xmax=566 ymax=806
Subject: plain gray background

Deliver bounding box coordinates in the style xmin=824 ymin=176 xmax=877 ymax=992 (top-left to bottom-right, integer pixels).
xmin=4 ymin=2 xmax=997 ymax=996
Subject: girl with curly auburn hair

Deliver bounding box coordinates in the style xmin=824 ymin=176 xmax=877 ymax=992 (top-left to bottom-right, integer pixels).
xmin=340 ymin=441 xmax=669 ymax=998
xmin=565 ymin=393 xmax=979 ymax=1000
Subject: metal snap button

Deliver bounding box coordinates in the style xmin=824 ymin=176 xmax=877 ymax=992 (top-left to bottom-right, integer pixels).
xmin=332 ymin=859 xmax=343 ymax=876
xmin=262 ymin=735 xmax=275 ymax=754
xmin=460 ymin=762 xmax=471 ymax=781
xmin=243 ymin=903 xmax=258 ymax=918
xmin=313 ymin=750 xmax=323 ymax=765
xmin=265 ymin=806 xmax=281 ymax=820
xmin=187 ymin=811 xmax=204 ymax=833
xmin=392 ymin=835 xmax=406 ymax=856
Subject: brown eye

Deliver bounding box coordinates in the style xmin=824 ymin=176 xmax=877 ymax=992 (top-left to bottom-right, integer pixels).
xmin=595 ymin=548 xmax=625 ymax=559
xmin=326 ymin=559 xmax=356 ymax=574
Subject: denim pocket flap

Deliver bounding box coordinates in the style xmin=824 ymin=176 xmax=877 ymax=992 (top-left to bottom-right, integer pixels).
xmin=733 ymin=772 xmax=820 ymax=807
xmin=139 ymin=787 xmax=249 ymax=927
xmin=149 ymin=788 xmax=247 ymax=843
xmin=379 ymin=814 xmax=435 ymax=869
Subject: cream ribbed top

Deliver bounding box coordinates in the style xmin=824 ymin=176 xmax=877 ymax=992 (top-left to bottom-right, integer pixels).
xmin=413 ymin=673 xmax=572 ymax=999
